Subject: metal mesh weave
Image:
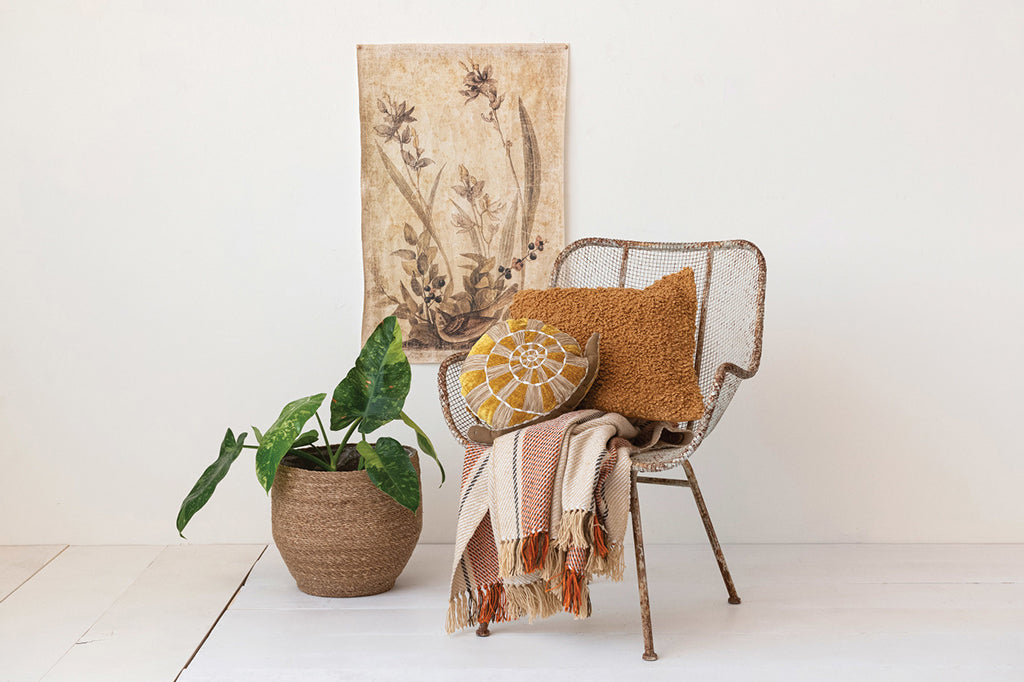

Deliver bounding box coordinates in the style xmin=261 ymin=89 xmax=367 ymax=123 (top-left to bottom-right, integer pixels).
xmin=437 ymin=238 xmax=766 ymax=472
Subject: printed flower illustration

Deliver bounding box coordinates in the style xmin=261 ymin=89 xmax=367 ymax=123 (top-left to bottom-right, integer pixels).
xmin=459 ymin=61 xmax=504 ymax=111
xmin=452 ymin=164 xmax=484 ymax=203
xmin=374 ymin=95 xmax=418 ymax=143
xmin=372 ymin=61 xmax=544 ymax=351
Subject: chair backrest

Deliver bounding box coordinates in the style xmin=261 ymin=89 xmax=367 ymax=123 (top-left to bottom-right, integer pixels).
xmin=438 ymin=238 xmax=766 ymax=446
xmin=550 ymin=238 xmax=765 ymax=401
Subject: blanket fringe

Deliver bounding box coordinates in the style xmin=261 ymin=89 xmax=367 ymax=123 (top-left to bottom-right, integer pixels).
xmin=499 ymin=532 xmax=550 ymax=578
xmin=498 ymin=538 xmax=521 ymax=577
xmin=478 ymin=583 xmax=509 ymax=625
xmin=541 ymin=544 xmax=566 ymax=581
xmin=555 ymin=510 xmax=593 ymax=550
xmin=586 ymin=542 xmax=625 ymax=581
xmin=521 ymin=532 xmax=550 ymax=574
xmin=560 ymin=569 xmax=592 ymax=617
xmin=592 ymin=514 xmax=608 ymax=556
xmin=505 ymin=581 xmax=562 ymax=623
xmin=444 ymin=591 xmax=471 ymax=634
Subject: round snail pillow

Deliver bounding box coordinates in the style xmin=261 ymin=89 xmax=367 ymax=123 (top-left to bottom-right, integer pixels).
xmin=460 ymin=318 xmax=600 ymax=432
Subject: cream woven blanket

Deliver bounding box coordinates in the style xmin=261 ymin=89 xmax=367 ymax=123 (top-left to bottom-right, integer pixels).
xmin=446 ymin=410 xmax=689 ymax=632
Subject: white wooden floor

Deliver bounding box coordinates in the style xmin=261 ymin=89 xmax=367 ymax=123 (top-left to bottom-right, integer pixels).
xmin=1 ymin=544 xmax=1022 ymax=681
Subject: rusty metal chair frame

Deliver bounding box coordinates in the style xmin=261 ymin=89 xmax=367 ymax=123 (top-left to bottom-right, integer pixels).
xmin=437 ymin=238 xmax=766 ymax=660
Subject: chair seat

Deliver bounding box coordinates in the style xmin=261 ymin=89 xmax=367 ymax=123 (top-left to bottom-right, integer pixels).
xmin=629 ymin=446 xmax=690 ymax=472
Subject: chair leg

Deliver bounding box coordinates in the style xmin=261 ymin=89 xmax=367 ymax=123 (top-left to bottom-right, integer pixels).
xmin=681 ymin=460 xmax=741 ymax=605
xmin=630 ymin=469 xmax=658 ymax=661
xmin=476 ymin=622 xmax=490 ymax=637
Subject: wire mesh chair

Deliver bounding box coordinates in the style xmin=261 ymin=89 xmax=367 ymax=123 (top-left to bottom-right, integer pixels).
xmin=437 ymin=238 xmax=766 ymax=661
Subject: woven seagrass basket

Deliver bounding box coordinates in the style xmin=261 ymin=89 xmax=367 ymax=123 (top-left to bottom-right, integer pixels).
xmin=271 ymin=446 xmax=423 ymax=597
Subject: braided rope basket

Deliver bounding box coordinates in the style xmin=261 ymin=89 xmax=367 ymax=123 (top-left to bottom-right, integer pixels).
xmin=271 ymin=446 xmax=423 ymax=597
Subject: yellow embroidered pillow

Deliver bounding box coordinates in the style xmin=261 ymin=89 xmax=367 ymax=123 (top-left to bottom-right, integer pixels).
xmin=460 ymin=319 xmax=594 ymax=430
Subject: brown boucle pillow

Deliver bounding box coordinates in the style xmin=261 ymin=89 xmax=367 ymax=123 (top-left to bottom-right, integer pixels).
xmin=507 ymin=269 xmax=703 ymax=422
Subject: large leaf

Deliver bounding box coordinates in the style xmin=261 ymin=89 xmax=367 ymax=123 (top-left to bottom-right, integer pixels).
xmin=357 ymin=438 xmax=419 ymax=512
xmin=176 ymin=429 xmax=247 ymax=537
xmin=400 ymin=411 xmax=444 ymax=484
xmin=255 ymin=394 xmax=327 ymax=492
xmin=331 ymin=316 xmax=411 ymax=434
xmin=519 ymin=100 xmax=541 ymax=246
xmin=291 ymin=429 xmax=319 ymax=448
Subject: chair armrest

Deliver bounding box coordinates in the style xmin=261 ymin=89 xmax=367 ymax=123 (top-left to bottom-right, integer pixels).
xmin=437 ymin=352 xmax=473 ymax=447
xmin=693 ymin=361 xmax=756 ymax=444
xmin=632 ymin=361 xmax=755 ymax=472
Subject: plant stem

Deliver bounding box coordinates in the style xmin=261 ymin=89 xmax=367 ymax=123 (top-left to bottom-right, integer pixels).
xmin=468 ymin=198 xmax=489 ymax=259
xmin=394 ymin=141 xmax=455 ymax=298
xmin=492 ymin=111 xmax=525 ymax=228
xmin=451 ymin=198 xmax=485 ymax=256
xmin=287 ymin=448 xmax=331 ymax=471
xmin=314 ymin=412 xmax=334 ymax=467
xmin=334 ymin=419 xmax=361 ymax=468
xmin=490 ymin=109 xmax=527 ymax=287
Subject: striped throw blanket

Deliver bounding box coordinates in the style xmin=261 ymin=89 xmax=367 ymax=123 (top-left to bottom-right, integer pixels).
xmin=445 ymin=409 xmax=689 ymax=632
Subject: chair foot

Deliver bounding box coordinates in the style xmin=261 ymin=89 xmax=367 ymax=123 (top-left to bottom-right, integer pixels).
xmin=642 ymin=652 xmax=659 ymax=662
xmin=476 ymin=622 xmax=491 ymax=637
xmin=728 ymin=595 xmax=741 ymax=605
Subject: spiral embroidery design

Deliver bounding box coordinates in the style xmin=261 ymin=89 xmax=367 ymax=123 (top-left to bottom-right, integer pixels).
xmin=459 ymin=319 xmax=589 ymax=429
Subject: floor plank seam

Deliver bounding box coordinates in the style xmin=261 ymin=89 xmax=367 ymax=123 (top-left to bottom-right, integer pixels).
xmin=39 ymin=546 xmax=167 ymax=680
xmin=175 ymin=544 xmax=268 ymax=681
xmin=0 ymin=544 xmax=69 ymax=605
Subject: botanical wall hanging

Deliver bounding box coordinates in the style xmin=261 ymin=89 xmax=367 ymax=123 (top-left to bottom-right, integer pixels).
xmin=357 ymin=43 xmax=568 ymax=363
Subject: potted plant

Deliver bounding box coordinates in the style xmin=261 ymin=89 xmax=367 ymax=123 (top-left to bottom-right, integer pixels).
xmin=176 ymin=316 xmax=444 ymax=596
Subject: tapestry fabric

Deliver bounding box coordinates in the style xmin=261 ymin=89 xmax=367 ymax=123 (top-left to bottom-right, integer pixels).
xmin=357 ymin=43 xmax=568 ymax=363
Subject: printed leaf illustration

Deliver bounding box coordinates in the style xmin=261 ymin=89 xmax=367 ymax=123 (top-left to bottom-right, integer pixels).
xmin=356 ymin=438 xmax=420 ymax=511
xmin=330 ymin=315 xmax=411 ymax=434
xmin=400 ymin=410 xmax=444 ymax=484
xmin=403 ymin=223 xmax=417 ymax=245
xmin=255 ymin=393 xmax=327 ymax=492
xmin=377 ymin=143 xmax=430 ymax=228
xmin=378 ymin=146 xmax=454 ymax=294
xmin=176 ymin=429 xmax=247 ymax=537
xmin=519 ymin=100 xmax=541 ymax=244
xmin=427 ymin=163 xmax=446 ymax=216
xmin=496 ymin=192 xmax=519 ymax=268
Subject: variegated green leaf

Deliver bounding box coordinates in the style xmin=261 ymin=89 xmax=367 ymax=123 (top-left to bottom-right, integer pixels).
xmin=176 ymin=429 xmax=247 ymax=537
xmin=292 ymin=430 xmax=319 ymax=448
xmin=400 ymin=411 xmax=444 ymax=484
xmin=255 ymin=394 xmax=327 ymax=492
xmin=357 ymin=438 xmax=419 ymax=512
xmin=330 ymin=316 xmax=411 ymax=434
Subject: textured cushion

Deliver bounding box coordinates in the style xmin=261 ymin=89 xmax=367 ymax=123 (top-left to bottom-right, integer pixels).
xmin=459 ymin=319 xmax=597 ymax=430
xmin=508 ymin=269 xmax=704 ymax=422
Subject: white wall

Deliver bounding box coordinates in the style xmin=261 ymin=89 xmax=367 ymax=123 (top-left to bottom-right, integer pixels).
xmin=2 ymin=1 xmax=1022 ymax=545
